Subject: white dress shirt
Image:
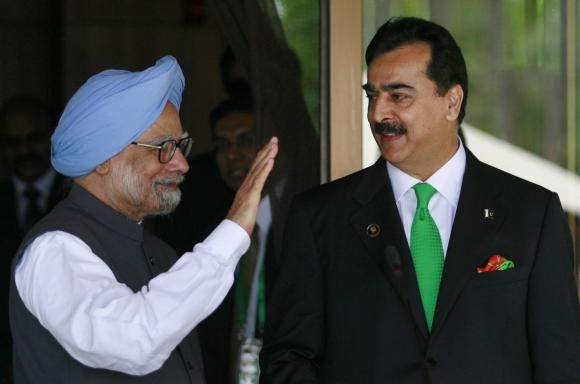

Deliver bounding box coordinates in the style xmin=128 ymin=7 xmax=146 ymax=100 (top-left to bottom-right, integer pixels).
xmin=243 ymin=195 xmax=272 ymax=339
xmin=256 ymin=195 xmax=272 ymax=270
xmin=14 ymin=219 xmax=249 ymax=376
xmin=387 ymin=140 xmax=466 ymax=256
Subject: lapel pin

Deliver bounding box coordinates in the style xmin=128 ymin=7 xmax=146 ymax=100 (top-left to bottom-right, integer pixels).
xmin=366 ymin=224 xmax=380 ymax=237
xmin=484 ymin=209 xmax=495 ymax=219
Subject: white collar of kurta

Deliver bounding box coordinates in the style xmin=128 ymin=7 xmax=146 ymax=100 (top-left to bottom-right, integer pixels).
xmin=386 ymin=137 xmax=466 ymax=208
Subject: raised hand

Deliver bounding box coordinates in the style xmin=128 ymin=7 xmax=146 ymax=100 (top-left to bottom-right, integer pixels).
xmin=226 ymin=137 xmax=279 ymax=234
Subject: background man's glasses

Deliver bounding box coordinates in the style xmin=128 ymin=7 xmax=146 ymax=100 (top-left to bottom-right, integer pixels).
xmin=131 ymin=137 xmax=193 ymax=163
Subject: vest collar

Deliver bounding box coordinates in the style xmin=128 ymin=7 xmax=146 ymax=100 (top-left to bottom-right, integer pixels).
xmin=68 ymin=184 xmax=144 ymax=242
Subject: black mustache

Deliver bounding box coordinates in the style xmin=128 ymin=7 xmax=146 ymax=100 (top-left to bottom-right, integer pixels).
xmin=373 ymin=122 xmax=408 ymax=135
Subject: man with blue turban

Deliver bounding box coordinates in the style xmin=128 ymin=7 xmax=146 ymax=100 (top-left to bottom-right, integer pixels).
xmin=9 ymin=56 xmax=278 ymax=383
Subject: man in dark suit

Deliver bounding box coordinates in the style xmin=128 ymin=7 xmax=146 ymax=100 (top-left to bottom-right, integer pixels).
xmin=156 ymin=98 xmax=276 ymax=384
xmin=0 ymin=96 xmax=66 ymax=383
xmin=260 ymin=17 xmax=579 ymax=383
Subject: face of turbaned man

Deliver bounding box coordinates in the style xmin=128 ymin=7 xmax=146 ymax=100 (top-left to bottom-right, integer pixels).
xmin=104 ymin=102 xmax=191 ymax=221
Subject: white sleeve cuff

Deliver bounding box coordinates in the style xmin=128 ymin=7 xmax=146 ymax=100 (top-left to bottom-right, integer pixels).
xmin=194 ymin=219 xmax=250 ymax=265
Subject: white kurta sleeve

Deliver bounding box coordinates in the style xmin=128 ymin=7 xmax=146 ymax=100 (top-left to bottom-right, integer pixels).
xmin=14 ymin=219 xmax=249 ymax=376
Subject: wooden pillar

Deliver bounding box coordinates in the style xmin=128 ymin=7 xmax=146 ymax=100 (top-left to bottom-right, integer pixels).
xmin=329 ymin=0 xmax=363 ymax=180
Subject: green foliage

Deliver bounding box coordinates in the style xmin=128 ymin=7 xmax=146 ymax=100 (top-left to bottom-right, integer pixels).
xmin=274 ymin=0 xmax=320 ymax=134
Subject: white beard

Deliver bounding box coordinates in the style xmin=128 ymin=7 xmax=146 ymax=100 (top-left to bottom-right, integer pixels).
xmin=111 ymin=161 xmax=183 ymax=217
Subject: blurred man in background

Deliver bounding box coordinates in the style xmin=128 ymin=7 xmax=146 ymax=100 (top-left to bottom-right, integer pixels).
xmin=0 ymin=95 xmax=66 ymax=383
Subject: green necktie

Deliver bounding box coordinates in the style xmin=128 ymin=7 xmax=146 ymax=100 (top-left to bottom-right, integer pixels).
xmin=410 ymin=183 xmax=444 ymax=332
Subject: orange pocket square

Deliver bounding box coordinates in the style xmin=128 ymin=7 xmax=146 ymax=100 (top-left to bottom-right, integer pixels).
xmin=477 ymin=255 xmax=514 ymax=273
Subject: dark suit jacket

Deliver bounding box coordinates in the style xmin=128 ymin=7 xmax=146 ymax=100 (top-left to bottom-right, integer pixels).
xmin=260 ymin=150 xmax=580 ymax=384
xmin=155 ymin=152 xmax=278 ymax=384
xmin=0 ymin=172 xmax=67 ymax=381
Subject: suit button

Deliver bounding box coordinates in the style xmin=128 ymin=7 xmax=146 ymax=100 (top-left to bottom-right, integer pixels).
xmin=426 ymin=356 xmax=437 ymax=367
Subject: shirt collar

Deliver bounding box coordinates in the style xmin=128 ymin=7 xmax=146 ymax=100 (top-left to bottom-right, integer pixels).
xmin=13 ymin=168 xmax=57 ymax=198
xmin=386 ymin=138 xmax=466 ymax=208
xmin=256 ymin=194 xmax=272 ymax=234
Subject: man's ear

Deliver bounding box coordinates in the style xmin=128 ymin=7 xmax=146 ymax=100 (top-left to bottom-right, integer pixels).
xmin=445 ymin=84 xmax=464 ymax=121
xmin=95 ymin=159 xmax=111 ymax=175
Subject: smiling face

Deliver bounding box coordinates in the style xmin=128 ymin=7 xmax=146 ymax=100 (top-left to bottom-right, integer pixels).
xmin=364 ymin=42 xmax=463 ymax=180
xmin=102 ymin=102 xmax=190 ymax=221
xmin=213 ymin=112 xmax=257 ymax=191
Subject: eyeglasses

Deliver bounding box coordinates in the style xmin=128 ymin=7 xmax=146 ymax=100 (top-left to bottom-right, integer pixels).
xmin=131 ymin=136 xmax=193 ymax=163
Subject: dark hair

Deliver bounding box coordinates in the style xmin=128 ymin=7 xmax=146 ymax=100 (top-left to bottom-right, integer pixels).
xmin=0 ymin=95 xmax=55 ymax=132
xmin=209 ymin=98 xmax=253 ymax=138
xmin=366 ymin=17 xmax=468 ymax=123
xmin=220 ymin=46 xmax=252 ymax=100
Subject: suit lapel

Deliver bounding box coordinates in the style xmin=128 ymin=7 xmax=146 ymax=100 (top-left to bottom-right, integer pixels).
xmin=0 ymin=181 xmax=20 ymax=234
xmin=431 ymin=150 xmax=507 ymax=335
xmin=349 ymin=159 xmax=429 ymax=338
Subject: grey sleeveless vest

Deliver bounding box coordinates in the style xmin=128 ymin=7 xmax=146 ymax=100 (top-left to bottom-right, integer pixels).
xmin=9 ymin=184 xmax=205 ymax=383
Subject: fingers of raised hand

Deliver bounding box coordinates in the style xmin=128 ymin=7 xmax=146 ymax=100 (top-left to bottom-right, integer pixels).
xmin=242 ymin=137 xmax=278 ymax=191
xmin=226 ymin=137 xmax=278 ymax=234
xmin=247 ymin=137 xmax=278 ymax=177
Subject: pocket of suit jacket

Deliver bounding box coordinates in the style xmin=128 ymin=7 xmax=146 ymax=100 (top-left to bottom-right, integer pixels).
xmin=469 ymin=266 xmax=531 ymax=287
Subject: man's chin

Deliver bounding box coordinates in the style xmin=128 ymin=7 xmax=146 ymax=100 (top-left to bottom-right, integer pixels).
xmin=223 ymin=176 xmax=243 ymax=191
xmin=380 ymin=147 xmax=407 ymax=167
xmin=153 ymin=190 xmax=182 ymax=216
xmin=225 ymin=169 xmax=249 ymax=191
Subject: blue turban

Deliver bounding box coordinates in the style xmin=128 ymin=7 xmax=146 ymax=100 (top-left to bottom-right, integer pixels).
xmin=51 ymin=55 xmax=185 ymax=177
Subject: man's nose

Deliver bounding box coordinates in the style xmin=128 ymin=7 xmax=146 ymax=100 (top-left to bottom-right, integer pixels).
xmin=166 ymin=146 xmax=190 ymax=174
xmin=369 ymin=96 xmax=395 ymax=124
xmin=12 ymin=140 xmax=37 ymax=155
xmin=224 ymin=146 xmax=242 ymax=161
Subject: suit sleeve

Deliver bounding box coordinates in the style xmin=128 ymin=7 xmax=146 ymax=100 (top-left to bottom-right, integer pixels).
xmin=260 ymin=198 xmax=323 ymax=384
xmin=528 ymin=193 xmax=580 ymax=383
